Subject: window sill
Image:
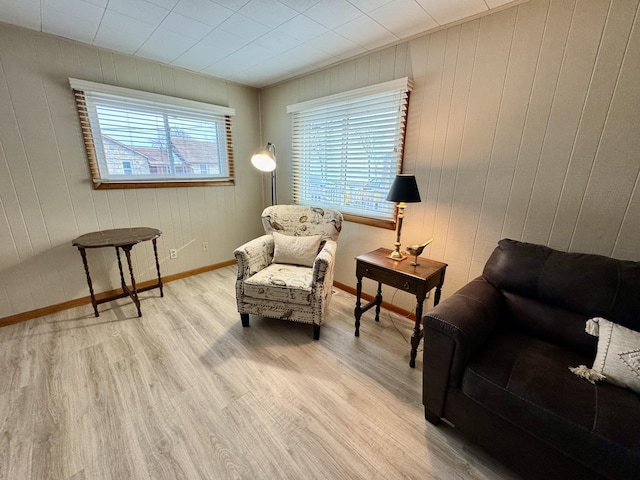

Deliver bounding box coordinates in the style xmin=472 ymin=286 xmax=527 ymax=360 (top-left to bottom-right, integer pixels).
xmin=343 ymin=213 xmax=395 ymax=230
xmin=93 ymin=179 xmax=235 ymax=189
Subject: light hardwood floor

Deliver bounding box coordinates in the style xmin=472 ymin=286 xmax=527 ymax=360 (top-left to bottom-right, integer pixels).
xmin=0 ymin=266 xmax=520 ymax=480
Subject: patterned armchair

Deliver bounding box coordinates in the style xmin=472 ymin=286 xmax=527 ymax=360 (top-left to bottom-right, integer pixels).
xmin=234 ymin=205 xmax=343 ymax=340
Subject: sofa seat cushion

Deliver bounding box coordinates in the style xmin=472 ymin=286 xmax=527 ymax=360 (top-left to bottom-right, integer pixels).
xmin=243 ymin=263 xmax=313 ymax=305
xmin=461 ymin=328 xmax=640 ymax=476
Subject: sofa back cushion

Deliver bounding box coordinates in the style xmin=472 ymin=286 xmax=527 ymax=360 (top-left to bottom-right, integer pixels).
xmin=482 ymin=239 xmax=640 ymax=350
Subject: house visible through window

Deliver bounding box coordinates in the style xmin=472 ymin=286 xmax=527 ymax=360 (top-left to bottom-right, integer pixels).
xmin=69 ymin=78 xmax=235 ymax=189
xmin=287 ymin=77 xmax=412 ymax=227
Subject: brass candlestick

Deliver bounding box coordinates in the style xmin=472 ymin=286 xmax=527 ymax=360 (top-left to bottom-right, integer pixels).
xmin=388 ymin=202 xmax=407 ymax=260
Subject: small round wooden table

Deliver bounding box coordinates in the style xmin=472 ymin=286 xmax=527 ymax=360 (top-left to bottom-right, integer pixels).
xmin=72 ymin=227 xmax=163 ymax=317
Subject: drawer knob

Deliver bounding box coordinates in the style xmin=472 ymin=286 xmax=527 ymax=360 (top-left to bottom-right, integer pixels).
xmin=403 ymin=281 xmax=411 ymax=290
xmin=365 ymin=268 xmax=370 ymax=273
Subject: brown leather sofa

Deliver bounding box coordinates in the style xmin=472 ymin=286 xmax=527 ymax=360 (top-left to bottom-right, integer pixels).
xmin=422 ymin=239 xmax=640 ymax=480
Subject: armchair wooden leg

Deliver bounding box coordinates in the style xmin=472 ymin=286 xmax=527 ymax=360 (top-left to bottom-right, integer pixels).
xmin=313 ymin=324 xmax=320 ymax=340
xmin=240 ymin=313 xmax=250 ymax=327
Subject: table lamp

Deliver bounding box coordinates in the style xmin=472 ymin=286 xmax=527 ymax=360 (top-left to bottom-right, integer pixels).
xmin=386 ymin=174 xmax=421 ymax=260
xmin=251 ymin=142 xmax=277 ymax=205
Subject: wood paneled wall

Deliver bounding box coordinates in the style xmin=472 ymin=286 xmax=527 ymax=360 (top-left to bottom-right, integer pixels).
xmin=0 ymin=24 xmax=264 ymax=319
xmin=260 ymin=0 xmax=640 ymax=311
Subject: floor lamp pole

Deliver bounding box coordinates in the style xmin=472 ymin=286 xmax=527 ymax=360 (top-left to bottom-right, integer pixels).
xmin=270 ymin=170 xmax=277 ymax=206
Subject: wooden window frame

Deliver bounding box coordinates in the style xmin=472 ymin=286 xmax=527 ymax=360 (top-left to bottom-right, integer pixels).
xmin=70 ymin=79 xmax=235 ymax=190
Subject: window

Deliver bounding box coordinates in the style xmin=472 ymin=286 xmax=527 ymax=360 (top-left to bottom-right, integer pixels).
xmin=287 ymin=77 xmax=412 ymax=227
xmin=70 ymin=78 xmax=235 ymax=189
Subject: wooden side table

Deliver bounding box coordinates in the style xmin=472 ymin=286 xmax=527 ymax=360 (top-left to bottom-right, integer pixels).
xmin=354 ymin=247 xmax=447 ymax=367
xmin=72 ymin=227 xmax=163 ymax=317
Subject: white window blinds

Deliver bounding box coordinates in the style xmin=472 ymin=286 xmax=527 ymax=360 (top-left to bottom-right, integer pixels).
xmin=70 ymin=78 xmax=235 ymax=188
xmin=287 ymin=77 xmax=412 ymax=223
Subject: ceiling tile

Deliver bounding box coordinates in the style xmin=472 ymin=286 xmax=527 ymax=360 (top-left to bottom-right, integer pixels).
xmin=238 ymin=0 xmax=298 ymax=28
xmin=199 ymin=29 xmax=249 ymax=62
xmin=308 ymin=30 xmax=365 ymax=57
xmin=346 ymin=0 xmax=393 ymax=13
xmin=279 ymin=43 xmax=334 ymax=66
xmin=276 ymin=15 xmax=327 ymax=42
xmin=146 ymin=0 xmax=180 ymax=8
xmin=171 ymin=46 xmax=216 ymax=71
xmin=415 ymin=0 xmax=487 ymax=25
xmin=94 ymin=26 xmax=151 ymax=53
xmin=108 ymin=0 xmax=170 ymax=25
xmin=369 ymin=0 xmax=438 ymax=38
xmin=173 ymin=0 xmax=234 ymax=27
xmin=277 ymin=0 xmax=322 ymax=13
xmin=43 ymin=0 xmax=105 ymax=24
xmin=159 ymin=12 xmax=214 ymax=40
xmin=99 ymin=9 xmax=157 ymax=38
xmin=217 ymin=13 xmax=271 ymax=41
xmin=138 ymin=28 xmax=197 ymax=62
xmin=93 ymin=10 xmax=155 ymax=53
xmin=304 ymin=0 xmax=362 ymax=29
xmin=334 ymin=15 xmax=397 ymax=49
xmin=42 ymin=9 xmax=99 ymax=44
xmin=211 ymin=43 xmax=276 ymax=72
xmin=210 ymin=0 xmax=251 ymax=10
xmin=255 ymin=30 xmax=300 ymax=54
xmin=0 ymin=0 xmax=41 ymax=30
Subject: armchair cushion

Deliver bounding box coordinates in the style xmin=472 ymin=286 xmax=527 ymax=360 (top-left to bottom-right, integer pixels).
xmin=272 ymin=231 xmax=322 ymax=267
xmin=243 ymin=263 xmax=313 ymax=305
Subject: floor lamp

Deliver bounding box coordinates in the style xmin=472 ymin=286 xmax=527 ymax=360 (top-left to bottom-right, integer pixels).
xmin=251 ymin=142 xmax=277 ymax=205
xmin=386 ymin=174 xmax=421 ymax=260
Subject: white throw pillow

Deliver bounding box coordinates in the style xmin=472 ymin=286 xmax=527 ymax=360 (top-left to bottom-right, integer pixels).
xmin=272 ymin=232 xmax=322 ymax=267
xmin=570 ymin=317 xmax=640 ymax=394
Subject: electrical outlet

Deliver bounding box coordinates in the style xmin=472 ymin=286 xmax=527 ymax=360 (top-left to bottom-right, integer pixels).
xmin=202 ymin=242 xmax=209 ymax=252
xmin=169 ymin=248 xmax=178 ymax=259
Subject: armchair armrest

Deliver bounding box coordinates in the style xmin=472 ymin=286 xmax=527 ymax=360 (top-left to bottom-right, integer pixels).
xmin=233 ymin=234 xmax=274 ymax=280
xmin=422 ymin=277 xmax=504 ymax=421
xmin=312 ymin=240 xmax=337 ymax=285
xmin=309 ymin=240 xmax=338 ymax=320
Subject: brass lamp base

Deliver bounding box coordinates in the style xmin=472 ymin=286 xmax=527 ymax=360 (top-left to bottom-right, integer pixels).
xmin=388 ymin=203 xmax=408 ymax=261
xmin=388 ymin=249 xmax=407 ymax=261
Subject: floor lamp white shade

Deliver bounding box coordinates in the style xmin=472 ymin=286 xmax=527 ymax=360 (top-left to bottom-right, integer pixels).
xmin=251 ymin=142 xmax=277 ymax=205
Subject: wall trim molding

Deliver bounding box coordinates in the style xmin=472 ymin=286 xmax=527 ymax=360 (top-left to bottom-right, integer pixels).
xmin=1 ymin=264 xmax=417 ymax=328
xmin=0 ymin=259 xmax=237 ymax=328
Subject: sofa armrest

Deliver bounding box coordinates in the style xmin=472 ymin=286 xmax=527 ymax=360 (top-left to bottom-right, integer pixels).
xmin=423 ymin=277 xmax=504 ymax=421
xmin=233 ymin=234 xmax=274 ymax=280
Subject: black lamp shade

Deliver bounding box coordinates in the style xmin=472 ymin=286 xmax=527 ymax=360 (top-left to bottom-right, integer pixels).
xmin=386 ymin=174 xmax=421 ymax=203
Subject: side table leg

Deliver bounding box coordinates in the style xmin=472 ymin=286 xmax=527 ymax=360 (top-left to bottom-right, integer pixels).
xmin=374 ymin=281 xmax=382 ymax=322
xmin=354 ymin=275 xmax=363 ymax=336
xmin=123 ymin=245 xmax=142 ymax=317
xmin=409 ymin=298 xmax=425 ymax=368
xmin=78 ymin=247 xmax=99 ymax=317
xmin=115 ymin=246 xmax=127 ymax=291
xmin=434 ymin=285 xmax=443 ymax=306
xmin=152 ymin=238 xmax=163 ymax=297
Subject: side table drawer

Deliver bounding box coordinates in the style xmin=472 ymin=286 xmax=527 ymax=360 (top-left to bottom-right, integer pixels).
xmin=357 ymin=263 xmax=420 ymax=294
